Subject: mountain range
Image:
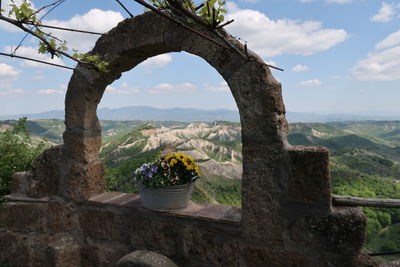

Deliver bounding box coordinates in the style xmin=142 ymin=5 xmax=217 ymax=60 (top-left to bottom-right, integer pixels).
xmin=1 ymin=106 xmax=398 ymax=122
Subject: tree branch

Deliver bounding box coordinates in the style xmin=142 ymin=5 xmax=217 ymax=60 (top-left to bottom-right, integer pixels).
xmin=0 ymin=52 xmax=73 ymax=70
xmin=28 ymin=0 xmax=65 ymax=21
xmin=23 ymin=21 xmax=104 ymax=35
xmin=166 ymin=0 xmax=210 ymax=28
xmin=0 ymin=14 xmax=87 ymax=65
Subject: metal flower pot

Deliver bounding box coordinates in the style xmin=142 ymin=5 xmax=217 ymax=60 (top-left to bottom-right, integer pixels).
xmin=137 ymin=181 xmax=196 ymax=211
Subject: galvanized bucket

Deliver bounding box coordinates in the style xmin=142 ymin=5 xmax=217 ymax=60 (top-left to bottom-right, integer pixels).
xmin=137 ymin=181 xmax=196 ymax=211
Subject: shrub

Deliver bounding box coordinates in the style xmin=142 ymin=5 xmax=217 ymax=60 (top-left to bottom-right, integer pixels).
xmin=0 ymin=118 xmax=46 ymax=202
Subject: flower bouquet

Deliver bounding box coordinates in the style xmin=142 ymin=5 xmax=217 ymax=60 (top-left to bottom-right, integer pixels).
xmin=133 ymin=153 xmax=200 ymax=211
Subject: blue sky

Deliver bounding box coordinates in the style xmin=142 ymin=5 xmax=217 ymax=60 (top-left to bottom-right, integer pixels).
xmin=0 ymin=0 xmax=399 ymax=116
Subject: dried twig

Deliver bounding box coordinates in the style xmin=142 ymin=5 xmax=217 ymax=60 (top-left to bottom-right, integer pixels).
xmin=23 ymin=21 xmax=104 ymax=35
xmin=138 ymin=0 xmax=284 ymax=71
xmin=28 ymin=0 xmax=65 ymax=20
xmin=0 ymin=52 xmax=73 ymax=70
xmin=115 ymin=0 xmax=134 ymax=18
xmin=13 ymin=0 xmax=66 ymax=55
xmin=194 ymin=3 xmax=204 ymax=11
xmin=0 ymin=14 xmax=86 ymax=64
xmin=216 ymin=19 xmax=234 ymax=29
xmin=132 ymin=0 xmax=230 ymax=50
xmin=264 ymin=63 xmax=284 ymax=72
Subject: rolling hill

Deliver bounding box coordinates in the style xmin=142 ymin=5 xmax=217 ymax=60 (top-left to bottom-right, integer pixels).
xmin=2 ymin=118 xmax=400 ymax=259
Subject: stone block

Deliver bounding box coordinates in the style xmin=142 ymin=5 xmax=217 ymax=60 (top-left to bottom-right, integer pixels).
xmin=240 ymin=245 xmax=309 ymax=267
xmin=0 ymin=231 xmax=52 ymax=267
xmin=117 ymin=250 xmax=178 ymax=267
xmin=2 ymin=202 xmax=48 ymax=232
xmin=10 ymin=171 xmax=31 ymax=195
xmin=65 ymin=161 xmax=106 ymax=202
xmin=182 ymin=226 xmax=239 ymax=266
xmin=306 ymin=207 xmax=367 ymax=257
xmin=29 ymin=145 xmax=62 ymax=198
xmin=64 ymin=82 xmax=102 ymax=130
xmin=47 ymin=235 xmax=81 ymax=266
xmin=130 ymin=218 xmax=179 ymax=257
xmin=288 ymin=146 xmax=331 ymax=210
xmin=241 ymin=184 xmax=285 ymax=244
xmin=79 ymin=207 xmax=123 ymax=242
xmin=81 ymin=241 xmax=129 ymax=267
xmin=63 ymin=132 xmax=101 ymax=163
xmin=48 ymin=198 xmax=78 ymax=233
xmin=80 ymin=245 xmax=100 ymax=267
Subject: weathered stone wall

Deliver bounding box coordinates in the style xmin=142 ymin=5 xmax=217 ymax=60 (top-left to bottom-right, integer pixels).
xmin=1 ymin=192 xmax=373 ymax=266
xmin=1 ymin=192 xmax=241 ymax=266
xmin=0 ymin=11 xmax=377 ymax=266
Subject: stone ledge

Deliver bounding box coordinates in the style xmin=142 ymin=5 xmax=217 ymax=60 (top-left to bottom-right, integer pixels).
xmin=4 ymin=194 xmax=50 ymax=203
xmin=88 ymin=192 xmax=241 ymax=225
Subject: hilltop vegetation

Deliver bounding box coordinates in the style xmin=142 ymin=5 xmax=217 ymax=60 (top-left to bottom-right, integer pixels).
xmin=0 ymin=118 xmax=47 ymax=202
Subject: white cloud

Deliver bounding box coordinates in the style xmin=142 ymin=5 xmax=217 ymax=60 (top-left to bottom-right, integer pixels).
xmin=105 ymin=85 xmax=139 ymax=95
xmin=375 ymin=30 xmax=400 ymax=50
xmin=0 ymin=0 xmax=36 ymax=32
xmin=9 ymin=89 xmax=23 ymax=94
xmin=352 ymin=51 xmax=400 ymax=81
xmin=0 ymin=88 xmax=24 ymax=96
xmin=299 ymin=0 xmax=352 ymax=3
xmin=292 ymin=64 xmax=310 ymax=72
xmin=298 ymin=79 xmax=322 ymax=86
xmin=1 ymin=7 xmax=123 ymax=52
xmin=140 ymin=54 xmax=173 ymax=72
xmin=4 ymin=46 xmax=64 ymax=68
xmin=37 ymin=89 xmax=64 ymax=95
xmin=31 ymin=75 xmax=46 ymax=80
xmin=149 ymin=83 xmax=196 ymax=94
xmin=332 ymin=75 xmax=351 ymax=79
xmin=326 ymin=0 xmax=352 ymax=3
xmin=204 ymin=81 xmax=230 ymax=92
xmin=225 ymin=3 xmax=348 ymax=57
xmin=352 ymin=32 xmax=400 ymax=81
xmin=0 ymin=63 xmax=21 ymax=81
xmin=43 ymin=9 xmax=124 ymax=52
xmin=370 ymin=2 xmax=397 ymax=23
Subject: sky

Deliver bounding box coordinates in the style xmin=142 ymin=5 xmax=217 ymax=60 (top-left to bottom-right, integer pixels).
xmin=0 ymin=0 xmax=399 ymax=117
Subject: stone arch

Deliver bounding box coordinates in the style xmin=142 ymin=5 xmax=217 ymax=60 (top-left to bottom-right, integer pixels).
xmin=64 ymin=11 xmax=288 ymax=205
xmin=60 ymin=11 xmax=369 ymax=264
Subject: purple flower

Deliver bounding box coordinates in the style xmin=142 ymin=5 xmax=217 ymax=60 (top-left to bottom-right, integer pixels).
xmin=151 ymin=165 xmax=158 ymax=173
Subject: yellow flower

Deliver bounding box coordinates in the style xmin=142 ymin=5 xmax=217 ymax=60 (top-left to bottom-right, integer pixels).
xmin=170 ymin=158 xmax=178 ymax=166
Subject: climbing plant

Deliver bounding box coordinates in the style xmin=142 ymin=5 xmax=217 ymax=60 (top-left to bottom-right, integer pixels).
xmin=148 ymin=0 xmax=227 ymax=27
xmin=1 ymin=0 xmax=109 ymax=72
xmin=0 ymin=0 xmax=232 ymax=72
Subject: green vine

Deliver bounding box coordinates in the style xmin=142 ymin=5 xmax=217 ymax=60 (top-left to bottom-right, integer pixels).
xmin=6 ymin=0 xmax=109 ymax=72
xmin=2 ymin=0 xmax=229 ymax=72
xmin=148 ymin=0 xmax=227 ymax=28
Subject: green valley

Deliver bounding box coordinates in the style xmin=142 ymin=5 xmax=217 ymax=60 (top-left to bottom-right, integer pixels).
xmin=2 ymin=118 xmax=400 ymax=260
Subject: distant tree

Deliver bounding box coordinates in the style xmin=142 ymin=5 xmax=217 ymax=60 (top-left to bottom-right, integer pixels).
xmin=0 ymin=117 xmax=46 ymax=202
